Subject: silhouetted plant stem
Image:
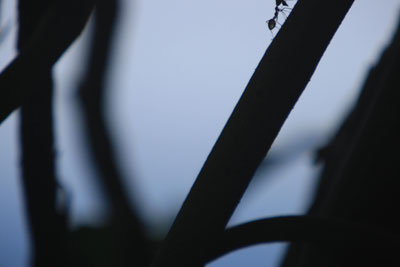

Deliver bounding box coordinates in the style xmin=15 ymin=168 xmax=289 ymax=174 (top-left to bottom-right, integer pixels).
xmin=152 ymin=0 xmax=354 ymax=266
xmin=78 ymin=1 xmax=150 ymax=266
xmin=17 ymin=1 xmax=68 ymax=266
xmin=0 ymin=0 xmax=94 ymax=123
xmin=204 ymin=216 xmax=398 ymax=264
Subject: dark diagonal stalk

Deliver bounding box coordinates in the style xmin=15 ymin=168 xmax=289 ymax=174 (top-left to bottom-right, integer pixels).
xmin=204 ymin=216 xmax=399 ymax=264
xmin=78 ymin=1 xmax=149 ymax=265
xmin=152 ymin=0 xmax=354 ymax=265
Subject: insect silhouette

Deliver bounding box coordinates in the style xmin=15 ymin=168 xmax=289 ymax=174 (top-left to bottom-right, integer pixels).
xmin=267 ymin=0 xmax=293 ymax=35
xmin=267 ymin=6 xmax=291 ymax=31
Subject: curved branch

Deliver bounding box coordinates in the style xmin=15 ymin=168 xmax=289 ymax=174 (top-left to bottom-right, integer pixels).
xmin=204 ymin=216 xmax=399 ymax=263
xmin=77 ymin=0 xmax=150 ymax=265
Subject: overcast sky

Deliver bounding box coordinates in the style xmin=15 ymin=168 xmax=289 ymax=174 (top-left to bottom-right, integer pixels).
xmin=1 ymin=0 xmax=400 ymax=266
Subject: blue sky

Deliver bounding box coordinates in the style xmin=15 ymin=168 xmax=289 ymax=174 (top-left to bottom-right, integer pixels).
xmin=1 ymin=0 xmax=400 ymax=266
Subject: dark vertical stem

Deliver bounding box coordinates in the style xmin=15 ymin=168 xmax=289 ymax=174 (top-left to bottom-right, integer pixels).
xmin=18 ymin=1 xmax=68 ymax=266
xmin=78 ymin=1 xmax=149 ymax=266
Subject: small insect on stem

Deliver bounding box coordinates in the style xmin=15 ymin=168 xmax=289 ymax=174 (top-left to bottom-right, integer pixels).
xmin=267 ymin=18 xmax=276 ymax=31
xmin=267 ymin=0 xmax=294 ymax=36
xmin=266 ymin=7 xmax=285 ymax=31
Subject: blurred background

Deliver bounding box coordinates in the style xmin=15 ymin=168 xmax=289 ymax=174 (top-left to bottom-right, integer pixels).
xmin=1 ymin=0 xmax=400 ymax=266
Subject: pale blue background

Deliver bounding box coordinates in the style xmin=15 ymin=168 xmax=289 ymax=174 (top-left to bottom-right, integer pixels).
xmin=1 ymin=0 xmax=400 ymax=266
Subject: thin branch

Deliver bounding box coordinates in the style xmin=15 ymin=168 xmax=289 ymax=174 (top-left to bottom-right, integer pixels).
xmin=0 ymin=0 xmax=94 ymax=123
xmin=152 ymin=0 xmax=354 ymax=265
xmin=204 ymin=216 xmax=399 ymax=264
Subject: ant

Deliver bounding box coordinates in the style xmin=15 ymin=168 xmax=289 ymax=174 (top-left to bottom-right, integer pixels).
xmin=267 ymin=1 xmax=293 ymax=35
xmin=267 ymin=6 xmax=291 ymax=31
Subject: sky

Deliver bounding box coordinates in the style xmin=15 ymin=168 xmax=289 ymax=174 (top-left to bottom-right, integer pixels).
xmin=1 ymin=0 xmax=400 ymax=266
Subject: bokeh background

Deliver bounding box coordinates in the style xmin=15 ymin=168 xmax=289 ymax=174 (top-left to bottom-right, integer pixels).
xmin=1 ymin=0 xmax=400 ymax=266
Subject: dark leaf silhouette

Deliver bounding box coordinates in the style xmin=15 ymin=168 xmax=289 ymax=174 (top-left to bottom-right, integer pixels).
xmin=281 ymin=10 xmax=400 ymax=267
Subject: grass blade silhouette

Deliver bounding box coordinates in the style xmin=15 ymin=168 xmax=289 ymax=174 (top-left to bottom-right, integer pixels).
xmin=153 ymin=0 xmax=355 ymax=265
